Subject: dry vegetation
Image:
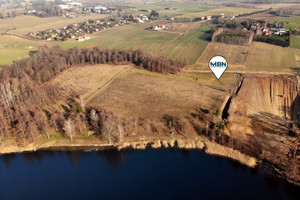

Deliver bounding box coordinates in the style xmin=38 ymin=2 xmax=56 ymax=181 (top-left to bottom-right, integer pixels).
xmin=196 ymin=42 xmax=249 ymax=70
xmin=0 ymin=14 xmax=107 ymax=35
xmin=51 ymin=64 xmax=237 ymax=120
xmin=189 ymin=42 xmax=300 ymax=73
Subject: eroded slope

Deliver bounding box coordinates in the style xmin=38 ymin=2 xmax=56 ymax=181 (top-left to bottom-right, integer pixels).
xmin=224 ymin=74 xmax=300 ymax=184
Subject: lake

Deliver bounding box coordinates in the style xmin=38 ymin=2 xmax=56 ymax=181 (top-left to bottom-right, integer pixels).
xmin=0 ymin=148 xmax=299 ymax=200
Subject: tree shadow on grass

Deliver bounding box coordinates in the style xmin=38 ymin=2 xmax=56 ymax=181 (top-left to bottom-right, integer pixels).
xmin=199 ymin=29 xmax=211 ymax=41
xmin=290 ymin=67 xmax=300 ymax=76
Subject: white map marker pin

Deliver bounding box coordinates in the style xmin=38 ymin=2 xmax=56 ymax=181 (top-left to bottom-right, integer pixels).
xmin=209 ymin=56 xmax=228 ymax=80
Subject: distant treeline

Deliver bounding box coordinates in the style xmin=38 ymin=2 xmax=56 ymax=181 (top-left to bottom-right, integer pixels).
xmin=212 ymin=28 xmax=254 ymax=46
xmin=254 ymin=35 xmax=290 ymax=47
xmin=0 ymin=9 xmax=23 ymax=19
xmin=0 ymin=46 xmax=184 ymax=143
xmin=237 ymin=8 xmax=272 ymax=17
xmin=30 ymin=5 xmax=63 ymax=18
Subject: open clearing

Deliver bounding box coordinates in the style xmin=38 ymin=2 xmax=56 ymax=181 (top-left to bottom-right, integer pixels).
xmin=51 ymin=64 xmax=237 ymax=119
xmin=0 ymin=14 xmax=107 ymax=35
xmin=0 ymin=35 xmax=48 ymax=64
xmin=189 ymin=42 xmax=300 ymax=73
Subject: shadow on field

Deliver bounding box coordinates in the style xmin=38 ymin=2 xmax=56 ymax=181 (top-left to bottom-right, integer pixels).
xmin=199 ymin=29 xmax=211 ymax=41
xmin=291 ymin=67 xmax=300 ymax=76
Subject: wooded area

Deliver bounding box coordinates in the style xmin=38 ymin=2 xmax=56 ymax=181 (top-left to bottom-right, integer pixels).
xmin=0 ymin=46 xmax=184 ymax=144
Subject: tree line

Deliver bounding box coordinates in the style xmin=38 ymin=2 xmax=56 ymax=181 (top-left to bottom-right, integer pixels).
xmin=254 ymin=34 xmax=290 ymax=47
xmin=0 ymin=46 xmax=184 ymax=145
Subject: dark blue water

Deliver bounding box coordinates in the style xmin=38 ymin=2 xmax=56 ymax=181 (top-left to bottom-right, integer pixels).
xmin=0 ymin=148 xmax=299 ymax=200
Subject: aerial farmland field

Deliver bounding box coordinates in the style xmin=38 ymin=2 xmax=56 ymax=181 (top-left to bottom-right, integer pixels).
xmin=189 ymin=42 xmax=300 ymax=73
xmin=0 ymin=14 xmax=107 ymax=35
xmin=123 ymin=1 xmax=260 ymax=18
xmin=1 ymin=0 xmax=300 ymax=198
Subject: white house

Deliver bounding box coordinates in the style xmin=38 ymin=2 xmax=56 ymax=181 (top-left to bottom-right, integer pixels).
xmin=138 ymin=18 xmax=145 ymax=23
xmin=94 ymin=6 xmax=107 ymax=13
xmin=78 ymin=36 xmax=85 ymax=41
xmin=68 ymin=2 xmax=82 ymax=7
xmin=58 ymin=4 xmax=70 ymax=9
xmin=152 ymin=24 xmax=166 ymax=31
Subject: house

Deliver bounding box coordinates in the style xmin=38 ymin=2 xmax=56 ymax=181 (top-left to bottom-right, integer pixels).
xmin=84 ymin=35 xmax=90 ymax=40
xmin=158 ymin=24 xmax=166 ymax=29
xmin=169 ymin=17 xmax=174 ymax=20
xmin=265 ymin=30 xmax=272 ymax=36
xmin=78 ymin=36 xmax=85 ymax=41
xmin=30 ymin=31 xmax=38 ymax=35
xmin=27 ymin=10 xmax=36 ymax=14
xmin=262 ymin=27 xmax=269 ymax=33
xmin=58 ymin=4 xmax=70 ymax=10
xmin=152 ymin=24 xmax=166 ymax=31
xmin=142 ymin=16 xmax=149 ymax=21
xmin=279 ymin=28 xmax=287 ymax=34
xmin=47 ymin=38 xmax=52 ymax=41
xmin=94 ymin=6 xmax=107 ymax=13
xmin=206 ymin=15 xmax=212 ymax=20
xmin=138 ymin=18 xmax=145 ymax=23
xmin=67 ymin=2 xmax=82 ymax=7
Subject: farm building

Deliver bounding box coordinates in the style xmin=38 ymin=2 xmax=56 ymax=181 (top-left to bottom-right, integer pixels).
xmin=152 ymin=24 xmax=166 ymax=31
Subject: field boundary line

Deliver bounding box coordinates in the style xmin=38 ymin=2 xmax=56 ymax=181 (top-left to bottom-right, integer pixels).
xmin=154 ymin=34 xmax=183 ymax=56
xmin=182 ymin=69 xmax=294 ymax=75
xmin=85 ymin=66 xmax=131 ymax=103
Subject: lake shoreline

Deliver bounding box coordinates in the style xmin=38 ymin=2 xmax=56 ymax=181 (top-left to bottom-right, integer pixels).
xmin=0 ymin=136 xmax=257 ymax=168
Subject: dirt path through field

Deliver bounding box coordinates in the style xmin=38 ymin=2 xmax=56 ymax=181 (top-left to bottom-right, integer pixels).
xmin=84 ymin=66 xmax=131 ymax=103
xmin=154 ymin=34 xmax=183 ymax=56
xmin=182 ymin=69 xmax=293 ymax=75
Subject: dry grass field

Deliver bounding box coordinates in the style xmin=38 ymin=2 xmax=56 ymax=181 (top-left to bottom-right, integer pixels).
xmin=51 ymin=64 xmax=130 ymax=100
xmin=0 ymin=14 xmax=107 ymax=35
xmin=51 ymin=64 xmax=237 ymax=119
xmin=189 ymin=42 xmax=300 ymax=73
xmin=191 ymin=42 xmax=250 ymax=71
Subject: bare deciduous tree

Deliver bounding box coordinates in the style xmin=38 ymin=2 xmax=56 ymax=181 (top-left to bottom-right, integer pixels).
xmin=117 ymin=124 xmax=124 ymax=143
xmin=79 ymin=95 xmax=85 ymax=111
xmin=103 ymin=120 xmax=116 ymax=144
xmin=63 ymin=119 xmax=74 ymax=141
xmin=90 ymin=109 xmax=100 ymax=134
